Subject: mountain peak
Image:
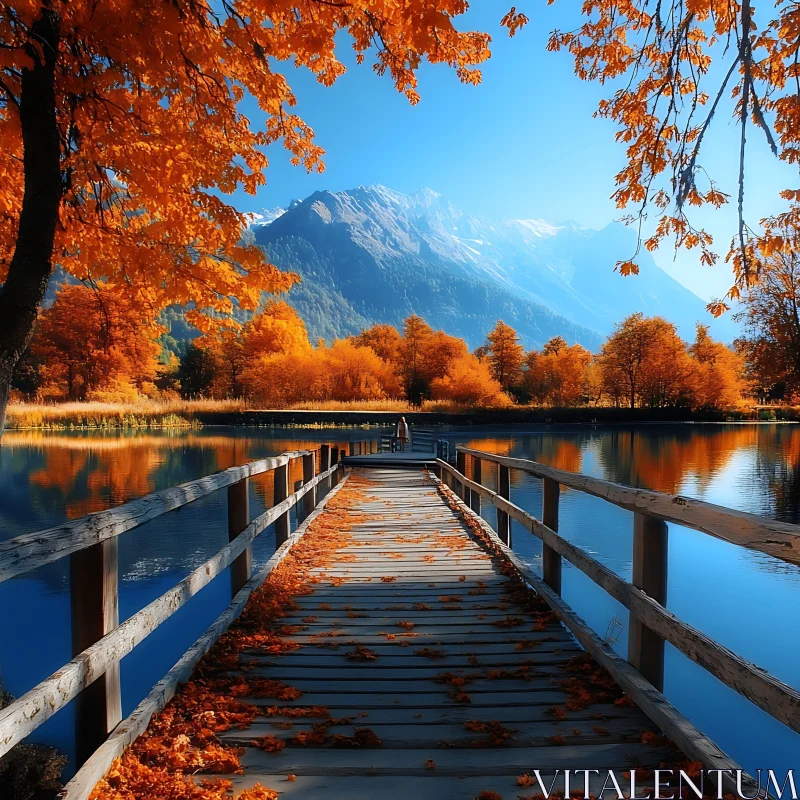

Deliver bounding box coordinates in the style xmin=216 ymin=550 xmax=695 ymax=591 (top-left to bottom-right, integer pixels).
xmin=252 ymin=182 xmax=737 ymax=342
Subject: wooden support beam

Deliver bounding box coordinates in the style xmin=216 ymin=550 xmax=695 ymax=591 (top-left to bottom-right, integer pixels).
xmin=497 ymin=464 xmax=510 ymax=546
xmin=70 ymin=540 xmax=122 ymax=767
xmin=321 ymin=445 xmax=331 ymax=492
xmin=329 ymin=446 xmax=338 ymax=487
xmin=470 ymin=457 xmax=482 ymax=515
xmin=227 ymin=477 xmax=251 ymax=597
xmin=456 ymin=451 xmax=467 ymax=501
xmin=629 ymin=513 xmax=668 ymax=691
xmin=542 ymin=477 xmax=562 ymax=595
xmin=300 ymin=452 xmax=316 ymax=522
xmin=273 ymin=462 xmax=290 ymax=548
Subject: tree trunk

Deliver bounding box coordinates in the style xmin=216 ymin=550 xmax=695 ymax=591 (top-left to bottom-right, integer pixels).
xmin=0 ymin=10 xmax=62 ymax=436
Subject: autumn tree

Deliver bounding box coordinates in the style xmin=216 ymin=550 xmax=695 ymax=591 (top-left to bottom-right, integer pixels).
xmin=31 ymin=284 xmax=160 ymax=400
xmin=548 ymin=0 xmax=800 ymax=311
xmin=735 ymin=252 xmax=800 ymax=400
xmin=524 ymin=337 xmax=593 ymax=406
xmin=319 ymin=340 xmax=397 ymax=401
xmin=401 ymin=315 xmax=435 ymax=405
xmin=351 ymin=324 xmax=403 ymax=365
xmin=599 ymin=314 xmax=695 ymax=409
xmin=485 ymin=321 xmax=524 ymax=392
xmin=0 ymin=2 xmax=526 ymax=431
xmin=689 ymin=324 xmax=745 ymax=409
xmin=598 ymin=314 xmax=649 ymax=409
xmin=430 ymin=354 xmax=510 ymax=407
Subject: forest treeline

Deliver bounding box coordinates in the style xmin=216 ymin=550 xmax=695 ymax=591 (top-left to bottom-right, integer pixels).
xmin=13 ymin=264 xmax=800 ymax=411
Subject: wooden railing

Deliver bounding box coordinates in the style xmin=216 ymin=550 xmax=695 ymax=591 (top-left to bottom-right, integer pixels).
xmin=0 ymin=444 xmax=346 ymax=779
xmin=439 ymin=447 xmax=800 ymax=742
xmin=348 ymin=438 xmax=378 ymax=455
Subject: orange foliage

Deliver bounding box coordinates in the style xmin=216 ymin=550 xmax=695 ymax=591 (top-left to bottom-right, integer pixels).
xmin=0 ymin=0 xmax=517 ymax=327
xmin=598 ymin=313 xmax=743 ymax=409
xmin=524 ymin=337 xmax=593 ymax=406
xmin=484 ymin=320 xmax=525 ymax=390
xmin=547 ymin=0 xmax=800 ymax=309
xmin=31 ymin=284 xmax=161 ymax=401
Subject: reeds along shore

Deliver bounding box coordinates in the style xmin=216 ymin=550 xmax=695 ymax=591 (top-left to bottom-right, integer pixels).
xmin=2 ymin=398 xmax=780 ymax=431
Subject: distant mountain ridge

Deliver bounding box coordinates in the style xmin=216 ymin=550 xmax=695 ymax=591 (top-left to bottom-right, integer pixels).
xmin=250 ymin=184 xmax=735 ymax=349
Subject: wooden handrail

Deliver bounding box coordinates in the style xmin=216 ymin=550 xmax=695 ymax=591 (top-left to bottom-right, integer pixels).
xmin=433 ymin=474 xmax=752 ymax=798
xmin=0 ymin=446 xmax=343 ymax=773
xmin=0 ymin=449 xmax=318 ymax=583
xmin=59 ymin=471 xmax=352 ymax=800
xmin=0 ymin=462 xmax=340 ymax=758
xmin=437 ymin=457 xmax=800 ymax=736
xmin=456 ymin=447 xmax=800 ymax=568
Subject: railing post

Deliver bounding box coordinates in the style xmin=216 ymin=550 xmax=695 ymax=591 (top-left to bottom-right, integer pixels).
xmin=329 ymin=445 xmax=339 ymax=487
xmin=300 ymin=451 xmax=316 ymax=521
xmin=274 ymin=461 xmax=290 ymax=548
xmin=471 ymin=457 xmax=482 ymax=515
xmin=228 ymin=477 xmax=251 ymax=596
xmin=456 ymin=450 xmax=467 ymax=501
xmin=497 ymin=464 xmax=510 ymax=546
xmin=70 ymin=540 xmax=122 ymax=766
xmin=349 ymin=441 xmax=355 ymax=457
xmin=321 ymin=444 xmax=331 ymax=492
xmin=542 ymin=477 xmax=562 ymax=595
xmin=628 ymin=513 xmax=668 ymax=691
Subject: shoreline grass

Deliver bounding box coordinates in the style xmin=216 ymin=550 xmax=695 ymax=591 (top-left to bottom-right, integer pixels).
xmin=4 ymin=399 xmax=247 ymax=430
xmin=3 ymin=397 xmax=772 ymax=431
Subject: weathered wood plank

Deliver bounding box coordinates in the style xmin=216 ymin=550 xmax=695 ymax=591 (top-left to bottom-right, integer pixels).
xmin=223 ymin=717 xmax=651 ymax=748
xmin=236 ymin=742 xmax=676 ymax=776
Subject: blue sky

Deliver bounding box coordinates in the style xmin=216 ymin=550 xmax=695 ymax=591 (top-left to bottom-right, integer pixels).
xmin=230 ymin=2 xmax=795 ymax=304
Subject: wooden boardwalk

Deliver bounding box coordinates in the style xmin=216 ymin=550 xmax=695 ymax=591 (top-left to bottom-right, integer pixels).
xmin=90 ymin=468 xmax=679 ymax=799
xmin=8 ymin=443 xmax=795 ymax=799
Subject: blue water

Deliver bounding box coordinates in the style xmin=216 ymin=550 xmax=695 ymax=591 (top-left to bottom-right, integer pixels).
xmin=1 ymin=423 xmax=798 ymax=779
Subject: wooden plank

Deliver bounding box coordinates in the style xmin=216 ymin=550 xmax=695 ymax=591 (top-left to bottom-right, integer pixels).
xmin=0 ymin=463 xmax=340 ymax=759
xmin=274 ymin=460 xmax=290 ymax=547
xmin=246 ymin=702 xmax=637 ymax=726
xmin=497 ymin=463 xmax=510 ymax=545
xmin=236 ymin=742 xmax=676 ymax=776
xmin=300 ymin=451 xmax=316 ymax=522
xmin=59 ymin=471 xmax=353 ymax=800
xmin=69 ymin=538 xmax=122 ymax=767
xmin=223 ymin=717 xmax=651 ymax=748
xmin=457 ymin=447 xmax=800 ymax=568
xmin=470 ymin=456 xmax=482 ymax=514
xmin=629 ymin=512 xmax=668 ymax=691
xmin=0 ymin=450 xmax=317 ymax=583
xmin=542 ymin=476 xmax=562 ymax=595
xmin=222 ymin=773 xmax=666 ymax=800
xmin=434 ymin=474 xmax=756 ymax=797
xmin=228 ymin=476 xmax=251 ymax=596
xmin=245 ymin=689 xmax=571 ymax=709
xmin=242 ymin=653 xmax=581 ymax=671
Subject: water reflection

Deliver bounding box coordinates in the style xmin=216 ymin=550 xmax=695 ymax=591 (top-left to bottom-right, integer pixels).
xmin=1 ymin=423 xmax=799 ymax=780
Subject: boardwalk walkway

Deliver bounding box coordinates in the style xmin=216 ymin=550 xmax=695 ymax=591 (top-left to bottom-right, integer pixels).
xmin=89 ymin=468 xmax=679 ymax=800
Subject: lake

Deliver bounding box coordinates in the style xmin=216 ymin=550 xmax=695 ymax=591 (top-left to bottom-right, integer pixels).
xmin=1 ymin=423 xmax=798 ymax=780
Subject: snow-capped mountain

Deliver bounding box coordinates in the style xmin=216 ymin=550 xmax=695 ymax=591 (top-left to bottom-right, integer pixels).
xmin=250 ymin=184 xmax=736 ymax=348
xmin=246 ymin=206 xmax=286 ymax=227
